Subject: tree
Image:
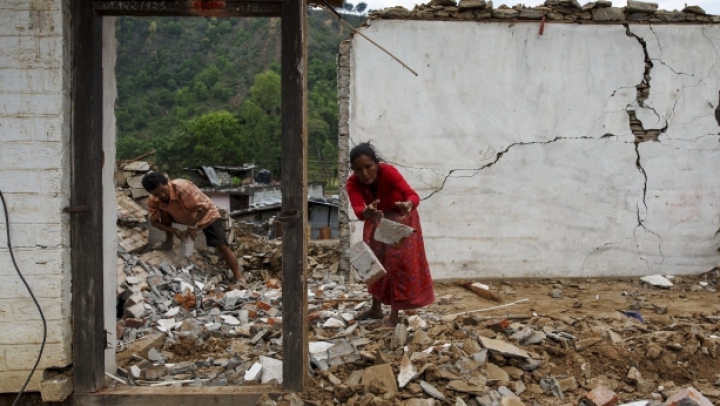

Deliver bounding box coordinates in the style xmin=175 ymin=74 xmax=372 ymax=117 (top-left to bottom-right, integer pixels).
xmin=343 ymin=2 xmax=354 ymax=12
xmin=355 ymin=2 xmax=367 ymax=13
xmin=238 ymin=71 xmax=282 ymax=171
xmin=159 ymin=110 xmax=245 ymax=173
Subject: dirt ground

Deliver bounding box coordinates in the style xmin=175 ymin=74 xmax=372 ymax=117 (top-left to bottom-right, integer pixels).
xmin=286 ymin=275 xmax=720 ymax=406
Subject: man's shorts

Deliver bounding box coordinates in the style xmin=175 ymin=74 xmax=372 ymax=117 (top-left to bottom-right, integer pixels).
xmin=201 ymin=218 xmax=229 ymax=247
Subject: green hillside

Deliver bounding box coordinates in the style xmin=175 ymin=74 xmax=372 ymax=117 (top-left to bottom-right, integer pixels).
xmin=115 ymin=9 xmax=365 ymax=187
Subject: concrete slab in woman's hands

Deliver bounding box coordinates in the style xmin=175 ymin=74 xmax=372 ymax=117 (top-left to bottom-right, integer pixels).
xmin=374 ymin=218 xmax=416 ymax=244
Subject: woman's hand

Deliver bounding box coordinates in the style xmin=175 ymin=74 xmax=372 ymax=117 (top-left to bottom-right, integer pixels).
xmin=395 ymin=201 xmax=413 ymax=216
xmin=363 ymin=199 xmax=383 ymax=220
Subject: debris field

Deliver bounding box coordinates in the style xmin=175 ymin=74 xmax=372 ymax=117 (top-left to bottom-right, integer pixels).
xmin=114 ymin=229 xmax=720 ymax=406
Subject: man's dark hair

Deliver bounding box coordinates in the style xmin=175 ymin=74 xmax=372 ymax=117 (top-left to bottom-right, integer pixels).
xmin=141 ymin=172 xmax=168 ymax=192
xmin=350 ymin=142 xmax=383 ymax=164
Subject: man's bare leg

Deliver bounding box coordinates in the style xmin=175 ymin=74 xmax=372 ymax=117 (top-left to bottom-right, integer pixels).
xmin=157 ymin=211 xmax=175 ymax=250
xmin=217 ymin=244 xmax=246 ymax=284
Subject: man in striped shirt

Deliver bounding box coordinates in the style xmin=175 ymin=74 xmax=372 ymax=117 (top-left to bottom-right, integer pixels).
xmin=142 ymin=172 xmax=246 ymax=284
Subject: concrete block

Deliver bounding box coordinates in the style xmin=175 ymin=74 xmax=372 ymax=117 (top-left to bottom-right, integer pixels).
xmin=0 ymin=36 xmax=62 ymax=69
xmin=39 ymin=373 xmax=72 ymax=402
xmin=0 ymin=0 xmax=60 ymax=10
xmin=0 ymin=144 xmax=63 ymax=170
xmin=0 ymin=118 xmax=38 ymax=142
xmin=0 ymin=223 xmax=64 ymax=249
xmin=0 ymin=194 xmax=63 ymax=223
xmin=0 ymin=68 xmax=61 ymax=93
xmin=6 ymin=343 xmax=70 ymax=371
xmin=0 ymin=320 xmax=69 ymax=345
xmin=347 ymin=241 xmax=386 ymax=285
xmin=0 ymin=249 xmax=68 ymax=277
xmin=374 ymin=218 xmax=415 ymax=245
xmin=0 ymin=94 xmax=63 ymax=116
xmin=0 ymin=275 xmax=66 ymax=299
xmin=0 ymin=370 xmax=43 ymax=393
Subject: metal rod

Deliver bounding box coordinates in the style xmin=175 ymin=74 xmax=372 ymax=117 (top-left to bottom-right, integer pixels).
xmin=319 ymin=3 xmax=419 ymax=76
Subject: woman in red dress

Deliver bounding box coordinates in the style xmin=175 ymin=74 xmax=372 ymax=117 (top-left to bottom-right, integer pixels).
xmin=346 ymin=142 xmax=435 ymax=327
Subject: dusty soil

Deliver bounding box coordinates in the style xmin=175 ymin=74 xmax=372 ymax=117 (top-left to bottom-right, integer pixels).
xmin=291 ymin=274 xmax=720 ymax=406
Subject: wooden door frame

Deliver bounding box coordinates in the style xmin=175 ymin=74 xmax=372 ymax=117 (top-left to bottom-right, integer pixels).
xmin=70 ymin=1 xmax=308 ymax=403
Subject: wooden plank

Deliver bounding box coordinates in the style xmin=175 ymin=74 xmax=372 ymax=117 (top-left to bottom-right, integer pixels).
xmin=72 ymin=386 xmax=282 ymax=406
xmin=71 ymin=2 xmax=106 ymax=393
xmin=280 ymin=0 xmax=309 ymax=393
xmin=93 ymin=0 xmax=283 ymax=17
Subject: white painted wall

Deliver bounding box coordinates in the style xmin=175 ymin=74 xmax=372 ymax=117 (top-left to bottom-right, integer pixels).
xmin=103 ymin=17 xmax=118 ymax=376
xmin=346 ymin=21 xmax=720 ymax=279
xmin=206 ymin=191 xmax=231 ymax=212
xmin=0 ymin=0 xmax=72 ymax=392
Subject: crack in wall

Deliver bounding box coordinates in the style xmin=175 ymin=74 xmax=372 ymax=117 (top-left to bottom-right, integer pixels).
xmin=624 ymin=25 xmax=668 ymax=143
xmin=420 ymin=136 xmax=593 ymax=200
xmin=620 ymin=26 xmax=667 ymax=270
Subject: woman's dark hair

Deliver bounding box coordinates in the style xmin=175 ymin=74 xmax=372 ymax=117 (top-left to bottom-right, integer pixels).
xmin=350 ymin=142 xmax=383 ymax=165
xmin=141 ymin=172 xmax=168 ymax=192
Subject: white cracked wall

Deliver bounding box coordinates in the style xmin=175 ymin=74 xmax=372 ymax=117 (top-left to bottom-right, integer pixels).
xmin=345 ymin=21 xmax=720 ymax=279
xmin=0 ymin=0 xmax=72 ymax=392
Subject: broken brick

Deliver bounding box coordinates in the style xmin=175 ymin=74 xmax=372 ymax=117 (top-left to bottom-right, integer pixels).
xmin=486 ymin=318 xmax=510 ymax=332
xmin=124 ymin=318 xmax=145 ymax=328
xmin=585 ymin=385 xmax=619 ymax=406
xmin=664 ymin=387 xmax=713 ymax=406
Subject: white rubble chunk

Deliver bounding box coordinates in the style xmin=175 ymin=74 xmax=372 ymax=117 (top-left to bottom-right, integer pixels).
xmin=323 ymin=318 xmax=346 ymax=329
xmin=244 ymin=362 xmax=263 ymax=382
xmin=225 ymin=289 xmax=247 ymax=299
xmin=347 ymin=241 xmax=387 ymax=285
xmin=397 ymin=354 xmax=419 ymax=388
xmin=157 ymin=318 xmax=177 ymax=331
xmin=420 ymin=380 xmax=446 ymax=400
xmin=408 ymin=315 xmax=427 ymax=331
xmin=179 ymin=281 xmax=194 ymax=294
xmin=163 ymin=307 xmax=180 ymax=317
xmin=640 ymin=275 xmax=673 ymax=288
xmin=129 ymin=365 xmax=142 ymax=379
xmin=220 ymin=315 xmax=241 ymax=326
xmin=374 ymin=218 xmax=416 ymax=245
xmin=260 ymin=356 xmax=283 ymax=384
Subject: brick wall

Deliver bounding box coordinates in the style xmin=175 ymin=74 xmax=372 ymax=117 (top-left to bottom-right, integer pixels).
xmin=0 ymin=0 xmax=72 ymax=393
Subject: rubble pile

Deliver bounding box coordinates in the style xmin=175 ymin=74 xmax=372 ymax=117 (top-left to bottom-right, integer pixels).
xmin=295 ymin=271 xmax=720 ymax=406
xmin=115 ymin=160 xmax=156 ymax=253
xmin=368 ymin=0 xmax=720 ymax=22
xmin=113 ymin=237 xmax=352 ymax=387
